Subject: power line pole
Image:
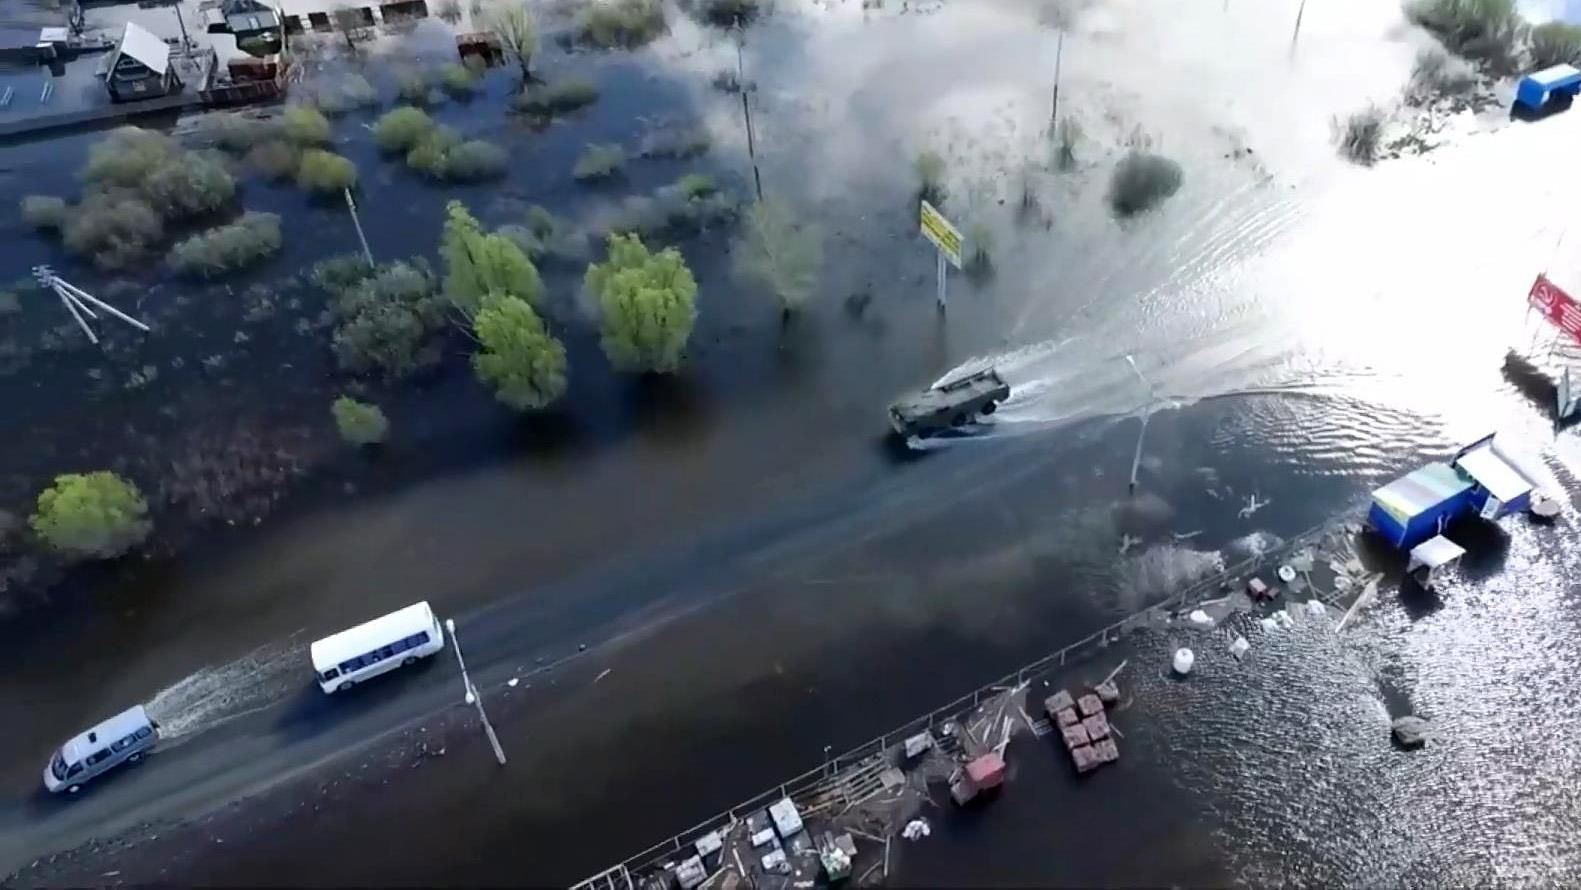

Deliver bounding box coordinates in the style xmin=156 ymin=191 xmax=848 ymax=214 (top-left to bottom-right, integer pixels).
xmin=735 ymin=26 xmax=763 ymax=202
xmin=1049 ymin=29 xmax=1064 ymax=130
xmin=445 ymin=618 xmax=507 ymax=766
xmin=1290 ymin=0 xmax=1308 ymax=52
xmin=344 ymin=188 xmax=374 ymax=267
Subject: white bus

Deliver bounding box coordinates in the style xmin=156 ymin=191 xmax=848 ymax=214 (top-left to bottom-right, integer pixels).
xmin=310 ymin=601 xmax=446 ymax=694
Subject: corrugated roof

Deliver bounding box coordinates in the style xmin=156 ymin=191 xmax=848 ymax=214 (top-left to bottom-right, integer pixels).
xmin=1371 ymin=462 xmax=1472 ymax=525
xmin=1455 ymin=442 xmax=1534 ymax=502
xmin=116 ymin=21 xmax=169 ymax=76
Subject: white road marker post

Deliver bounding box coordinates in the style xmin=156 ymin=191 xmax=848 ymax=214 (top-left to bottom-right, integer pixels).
xmin=343 ymin=188 xmax=374 ymax=268
xmin=445 ymin=618 xmax=507 ymax=766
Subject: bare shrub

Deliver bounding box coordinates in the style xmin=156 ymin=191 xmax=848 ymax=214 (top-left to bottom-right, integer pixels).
xmin=1407 ymin=46 xmax=1476 ymax=102
xmin=1334 ymin=105 xmax=1385 ymax=165
xmin=573 ymin=143 xmax=626 ymax=180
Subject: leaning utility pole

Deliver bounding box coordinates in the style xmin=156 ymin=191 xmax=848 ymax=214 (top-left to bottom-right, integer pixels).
xmin=32 ymin=265 xmax=151 ymax=345
xmin=1049 ymin=29 xmax=1064 ymax=130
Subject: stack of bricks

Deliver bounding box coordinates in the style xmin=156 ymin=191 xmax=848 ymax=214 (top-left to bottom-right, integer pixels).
xmin=1044 ymin=688 xmax=1120 ymax=774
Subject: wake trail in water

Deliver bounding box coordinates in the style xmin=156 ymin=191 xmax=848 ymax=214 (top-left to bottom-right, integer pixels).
xmin=145 ymin=633 xmax=307 ymax=745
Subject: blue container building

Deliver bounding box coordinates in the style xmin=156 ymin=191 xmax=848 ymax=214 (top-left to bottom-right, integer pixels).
xmin=1367 ymin=462 xmax=1475 ymax=550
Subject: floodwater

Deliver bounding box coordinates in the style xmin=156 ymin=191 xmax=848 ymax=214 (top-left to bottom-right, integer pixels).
xmin=4 ymin=0 xmax=1581 ymax=881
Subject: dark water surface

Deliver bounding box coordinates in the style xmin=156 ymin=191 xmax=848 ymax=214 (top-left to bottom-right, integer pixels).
xmin=5 ymin=0 xmax=1581 ymax=882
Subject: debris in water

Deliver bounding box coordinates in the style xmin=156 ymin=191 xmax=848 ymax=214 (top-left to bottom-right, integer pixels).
xmin=595 ymin=668 xmax=612 ymax=683
xmin=1277 ymin=564 xmax=1297 ymax=583
xmin=1392 ymin=715 xmax=1432 ymax=748
xmin=1306 ymin=599 xmax=1328 ymax=619
xmin=1238 ymin=492 xmax=1271 ymax=518
xmin=1229 ymin=635 xmax=1250 ymax=660
xmin=1172 ymin=648 xmax=1195 ymax=675
xmin=507 ymin=678 xmax=519 ymax=687
xmin=1187 ymin=609 xmax=1213 ymax=627
xmin=1119 ymin=533 xmax=1140 ymax=555
xmin=902 ymin=819 xmax=931 ymax=840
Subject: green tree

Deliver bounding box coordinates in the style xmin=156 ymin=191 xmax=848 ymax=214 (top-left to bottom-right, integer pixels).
xmin=283 ymin=106 xmax=333 ymax=145
xmin=584 ymin=233 xmax=697 ymax=373
xmin=440 ymin=200 xmax=545 ymax=313
xmin=297 ymin=149 xmax=358 ymax=193
xmin=471 ymin=294 xmax=567 ymax=410
xmin=732 ymin=198 xmax=821 ymax=317
xmin=331 ymin=396 xmax=390 ymax=445
xmin=332 ymin=260 xmax=447 ymax=378
xmin=30 ymin=471 xmax=152 ymax=560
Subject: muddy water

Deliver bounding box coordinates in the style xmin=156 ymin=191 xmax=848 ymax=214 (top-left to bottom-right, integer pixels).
xmin=4 ymin=0 xmax=1581 ymax=878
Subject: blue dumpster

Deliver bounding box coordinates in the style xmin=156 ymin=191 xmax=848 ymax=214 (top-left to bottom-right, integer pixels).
xmin=1515 ymin=63 xmax=1581 ymax=112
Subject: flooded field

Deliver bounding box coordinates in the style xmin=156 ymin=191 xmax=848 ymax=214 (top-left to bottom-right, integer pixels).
xmin=3 ymin=0 xmax=1581 ymax=881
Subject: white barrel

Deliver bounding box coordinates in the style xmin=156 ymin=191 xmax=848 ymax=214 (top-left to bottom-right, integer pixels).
xmin=1172 ymin=647 xmax=1195 ymax=675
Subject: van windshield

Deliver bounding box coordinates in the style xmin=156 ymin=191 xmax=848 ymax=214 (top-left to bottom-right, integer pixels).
xmin=50 ymin=753 xmax=66 ymax=780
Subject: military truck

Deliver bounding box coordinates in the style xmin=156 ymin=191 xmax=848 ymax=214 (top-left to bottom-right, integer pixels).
xmin=889 ymin=368 xmax=1010 ymax=439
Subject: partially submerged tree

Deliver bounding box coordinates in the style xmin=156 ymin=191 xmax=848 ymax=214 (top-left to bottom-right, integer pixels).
xmin=30 ymin=471 xmax=152 ymax=561
xmin=297 ymin=149 xmax=359 ymax=193
xmin=487 ymin=1 xmax=538 ymax=83
xmin=373 ymin=106 xmax=437 ymax=153
xmin=331 ymin=395 xmax=390 ymax=445
xmin=1334 ymin=105 xmax=1384 ymax=165
xmin=283 ymin=105 xmax=333 ymax=145
xmin=1529 ymin=21 xmax=1581 ymax=68
xmin=584 ymin=233 xmax=698 ymax=373
xmin=62 ymin=194 xmax=165 ymax=271
xmin=167 ymin=212 xmax=283 ymax=277
xmin=471 ymin=294 xmax=568 ymax=410
xmin=21 ymin=195 xmax=67 ymax=231
xmin=732 ymin=198 xmax=821 ymax=318
xmin=576 ymin=0 xmax=665 ymax=49
xmin=1404 ymin=0 xmax=1518 ymax=69
xmin=1106 ymin=150 xmax=1183 ymax=216
xmin=440 ymin=200 xmax=545 ymax=313
xmin=914 ymin=149 xmax=946 ymax=204
xmin=573 ymin=143 xmax=626 ymax=181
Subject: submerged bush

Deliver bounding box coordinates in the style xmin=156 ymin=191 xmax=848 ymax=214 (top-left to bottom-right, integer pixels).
xmin=246 ymin=139 xmax=301 ymax=179
xmin=62 ymin=194 xmax=165 ymax=271
xmin=439 ymin=62 xmax=481 ymax=97
xmin=297 ymin=149 xmax=359 ymax=193
xmin=696 ymin=0 xmax=762 ymax=26
xmin=30 ymin=471 xmax=152 ymax=560
xmin=1335 ymin=105 xmax=1385 ymax=165
xmin=142 ymin=152 xmax=236 ymax=220
xmin=585 ymin=233 xmax=697 ymax=373
xmin=373 ymin=106 xmax=437 ymax=153
xmin=207 ymin=113 xmax=276 ymax=153
xmin=443 ymin=140 xmax=508 ymax=180
xmin=573 ymin=142 xmax=625 ymax=180
xmin=733 ymin=198 xmax=821 ymax=315
xmin=315 ymin=73 xmax=381 ymax=115
xmin=406 ymin=125 xmax=462 ymax=176
xmin=637 ymin=122 xmax=711 ymax=159
xmin=512 ymin=77 xmax=600 ymax=116
xmin=313 ymin=253 xmax=378 ymax=293
xmin=914 ymin=149 xmax=946 ymax=203
xmin=283 ymin=105 xmax=333 ymax=145
xmin=1106 ymin=150 xmax=1183 ymax=217
xmin=576 ymin=0 xmax=665 ymax=49
xmin=331 ymin=395 xmax=390 ymax=445
xmin=167 ymin=212 xmax=283 ymax=277
xmin=82 ymin=126 xmax=179 ymax=187
xmin=332 ymin=260 xmax=447 ymax=378
xmin=396 ymin=68 xmax=439 ymax=106
xmin=21 ymin=195 xmax=67 ymax=231
xmin=1529 ymin=21 xmax=1581 ymax=68
xmin=1408 ymin=46 xmax=1477 ymax=101
xmin=471 ymin=294 xmax=568 ymax=410
xmin=1405 ymin=0 xmax=1518 ymax=67
xmin=498 ymin=205 xmax=588 ymax=265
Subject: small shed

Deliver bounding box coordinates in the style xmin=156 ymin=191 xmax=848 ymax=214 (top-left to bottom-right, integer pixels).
xmin=1451 ymin=433 xmax=1535 ymax=520
xmin=105 ymin=22 xmax=180 ymax=102
xmin=1408 ymin=535 xmax=1465 ymax=590
xmin=767 ymin=798 xmax=803 ymax=838
xmin=1515 ymin=63 xmax=1581 ymax=112
xmin=1367 ymin=462 xmax=1474 ymax=550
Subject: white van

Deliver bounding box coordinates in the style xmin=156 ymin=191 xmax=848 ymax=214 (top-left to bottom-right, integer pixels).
xmin=310 ymin=600 xmax=446 ymax=694
xmin=43 ymin=705 xmax=159 ymax=794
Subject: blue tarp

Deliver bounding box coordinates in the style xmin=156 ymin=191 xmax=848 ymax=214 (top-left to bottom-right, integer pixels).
xmin=1516 ymin=63 xmax=1581 ymax=110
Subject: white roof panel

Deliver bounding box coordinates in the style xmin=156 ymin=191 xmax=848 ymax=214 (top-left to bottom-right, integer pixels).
xmin=117 ymin=22 xmax=169 ymax=75
xmin=38 ymin=27 xmax=69 ymax=43
xmin=309 ymin=601 xmax=438 ymax=671
xmin=60 ymin=705 xmax=152 ymax=764
xmin=1455 ymin=443 xmax=1534 ymax=502
xmin=1410 ymin=535 xmax=1465 ymax=570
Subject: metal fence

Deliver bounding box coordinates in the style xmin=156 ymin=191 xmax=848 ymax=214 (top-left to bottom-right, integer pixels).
xmin=569 ymin=517 xmax=1351 ymax=890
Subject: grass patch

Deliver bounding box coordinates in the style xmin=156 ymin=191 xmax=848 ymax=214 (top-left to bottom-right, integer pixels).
xmin=573 ymin=143 xmax=626 ymax=181
xmin=1106 ymin=150 xmax=1183 ymax=217
xmin=1334 ymin=104 xmax=1385 ymax=165
xmin=167 ymin=211 xmax=284 ymax=278
xmin=1529 ymin=21 xmax=1581 ymax=68
xmin=576 ymin=0 xmax=666 ymax=48
xmin=21 ymin=195 xmax=67 ymax=231
xmin=512 ymin=77 xmax=600 ymax=117
xmin=297 ymin=149 xmax=359 ymax=193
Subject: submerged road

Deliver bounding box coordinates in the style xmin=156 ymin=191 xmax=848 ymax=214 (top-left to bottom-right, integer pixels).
xmin=2 ymin=392 xmax=1387 ymax=884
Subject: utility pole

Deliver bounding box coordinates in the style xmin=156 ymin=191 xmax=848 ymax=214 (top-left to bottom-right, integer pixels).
xmin=168 ymin=0 xmax=192 ymax=50
xmin=445 ymin=618 xmax=507 ymax=766
xmin=32 ymin=265 xmax=150 ymax=345
xmin=344 ymin=188 xmax=374 ymax=267
xmin=1123 ymin=354 xmax=1158 ymax=495
xmin=1290 ymin=0 xmax=1307 ymax=52
xmin=735 ymin=25 xmax=763 ymax=202
xmin=1049 ymin=29 xmax=1064 ymax=131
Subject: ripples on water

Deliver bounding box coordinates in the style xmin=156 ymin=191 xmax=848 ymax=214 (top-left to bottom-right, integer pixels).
xmin=1123 ymin=519 xmax=1581 ymax=887
xmin=145 ymin=636 xmax=304 ymax=744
